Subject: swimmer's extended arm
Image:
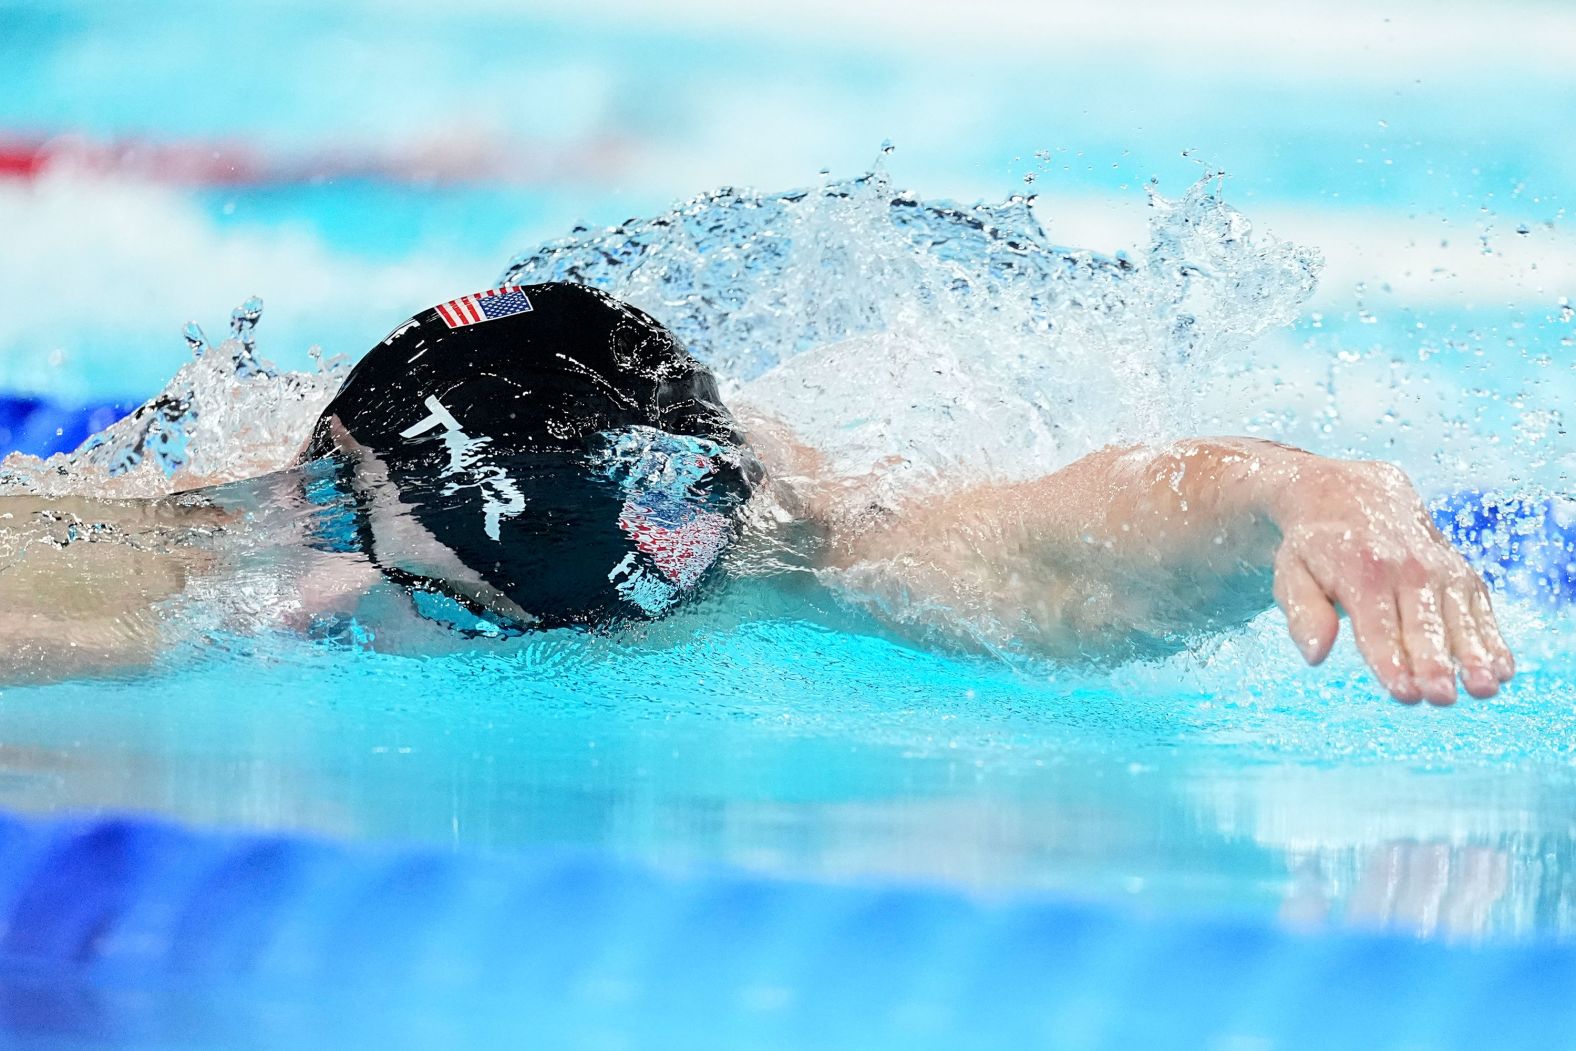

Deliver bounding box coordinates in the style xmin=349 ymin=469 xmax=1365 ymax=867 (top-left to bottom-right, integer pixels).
xmin=0 ymin=496 xmax=216 ymax=684
xmin=0 ymin=493 xmax=371 ymax=685
xmin=835 ymin=439 xmax=1513 ymax=705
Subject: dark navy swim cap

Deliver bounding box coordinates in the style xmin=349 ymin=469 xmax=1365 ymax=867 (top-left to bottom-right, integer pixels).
xmin=305 ymin=282 xmax=759 ymax=628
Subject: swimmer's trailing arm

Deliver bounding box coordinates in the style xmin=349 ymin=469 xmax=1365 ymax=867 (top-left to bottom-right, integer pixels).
xmin=0 ymin=496 xmax=223 ymax=685
xmin=835 ymin=439 xmax=1514 ymax=705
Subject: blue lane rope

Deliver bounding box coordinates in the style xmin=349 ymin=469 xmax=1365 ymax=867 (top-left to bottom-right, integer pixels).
xmin=0 ymin=808 xmax=1571 ymax=1050
xmin=1432 ymin=490 xmax=1576 ymax=603
xmin=0 ymin=395 xmax=131 ymax=460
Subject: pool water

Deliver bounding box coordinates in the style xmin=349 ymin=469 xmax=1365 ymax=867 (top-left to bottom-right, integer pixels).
xmin=2 ymin=578 xmax=1574 ymax=922
xmin=3 ymin=1 xmax=1576 ymax=1046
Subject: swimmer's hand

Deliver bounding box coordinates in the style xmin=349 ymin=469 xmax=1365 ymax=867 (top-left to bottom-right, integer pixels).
xmin=828 ymin=439 xmax=1514 ymax=705
xmin=1266 ymin=454 xmax=1513 ymax=705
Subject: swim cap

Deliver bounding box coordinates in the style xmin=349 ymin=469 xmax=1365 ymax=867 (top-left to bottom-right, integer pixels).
xmin=304 ymin=282 xmax=759 ymax=628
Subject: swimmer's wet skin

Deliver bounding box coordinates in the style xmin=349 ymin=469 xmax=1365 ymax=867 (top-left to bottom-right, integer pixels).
xmin=822 ymin=438 xmax=1513 ymax=705
xmin=0 ymin=282 xmax=1513 ymax=704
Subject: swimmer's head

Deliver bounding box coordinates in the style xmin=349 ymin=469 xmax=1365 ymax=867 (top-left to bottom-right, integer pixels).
xmin=301 ymin=282 xmax=760 ymax=628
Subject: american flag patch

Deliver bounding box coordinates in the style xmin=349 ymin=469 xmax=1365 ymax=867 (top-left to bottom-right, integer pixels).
xmin=435 ymin=286 xmax=533 ymax=328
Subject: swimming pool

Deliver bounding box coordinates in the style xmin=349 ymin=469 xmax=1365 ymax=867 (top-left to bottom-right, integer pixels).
xmin=2 ymin=1 xmax=1575 ymax=1046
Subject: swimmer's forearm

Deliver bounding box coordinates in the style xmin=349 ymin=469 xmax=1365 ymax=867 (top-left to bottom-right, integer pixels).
xmin=837 ymin=438 xmax=1514 ymax=702
xmin=978 ymin=439 xmax=1297 ymax=649
xmin=829 ymin=439 xmax=1293 ymax=658
xmin=0 ymin=497 xmax=224 ymax=685
xmin=1010 ymin=438 xmax=1300 ymax=574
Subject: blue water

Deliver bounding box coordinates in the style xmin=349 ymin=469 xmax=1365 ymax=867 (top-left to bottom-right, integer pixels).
xmin=3 ymin=811 xmax=1575 ymax=1050
xmin=3 ymin=1 xmax=1576 ymax=1047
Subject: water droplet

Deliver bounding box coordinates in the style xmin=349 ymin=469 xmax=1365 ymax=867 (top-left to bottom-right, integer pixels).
xmin=183 ymin=321 xmax=209 ymax=358
xmin=230 ymin=296 xmax=264 ymax=345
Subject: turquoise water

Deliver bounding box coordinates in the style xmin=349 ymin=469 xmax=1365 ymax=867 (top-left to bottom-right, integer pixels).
xmin=2 ymin=582 xmax=1574 ymax=929
xmin=3 ymin=1 xmax=1576 ymax=1045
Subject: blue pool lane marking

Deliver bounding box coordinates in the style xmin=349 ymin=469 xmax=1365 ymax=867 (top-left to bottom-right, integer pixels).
xmin=0 ymin=809 xmax=1572 ymax=1050
xmin=0 ymin=396 xmax=132 ymax=459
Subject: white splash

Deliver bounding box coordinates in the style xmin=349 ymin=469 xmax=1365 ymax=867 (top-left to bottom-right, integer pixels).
xmin=0 ymin=298 xmax=346 ymax=498
xmin=502 ymin=169 xmax=1321 ymax=502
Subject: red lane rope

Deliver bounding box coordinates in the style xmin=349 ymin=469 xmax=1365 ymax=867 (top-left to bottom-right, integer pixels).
xmin=0 ymin=132 xmax=629 ymax=186
xmin=0 ymin=142 xmax=49 ymax=178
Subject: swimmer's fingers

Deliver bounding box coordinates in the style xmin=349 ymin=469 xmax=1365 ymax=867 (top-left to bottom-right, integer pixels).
xmin=1321 ymin=557 xmax=1419 ymax=703
xmin=1395 ymin=579 xmax=1457 ymax=706
xmin=1442 ymin=587 xmax=1501 ymax=699
xmin=1455 ymin=571 xmax=1515 ymax=687
xmin=1276 ymin=541 xmax=1419 ymax=705
xmin=1420 ymin=515 xmax=1512 ymax=697
xmin=1468 ymin=578 xmax=1515 ymax=683
xmin=1272 ymin=545 xmax=1337 ymax=665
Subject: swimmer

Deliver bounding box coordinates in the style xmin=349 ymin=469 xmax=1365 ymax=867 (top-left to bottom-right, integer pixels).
xmin=0 ymin=282 xmax=1514 ymax=704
